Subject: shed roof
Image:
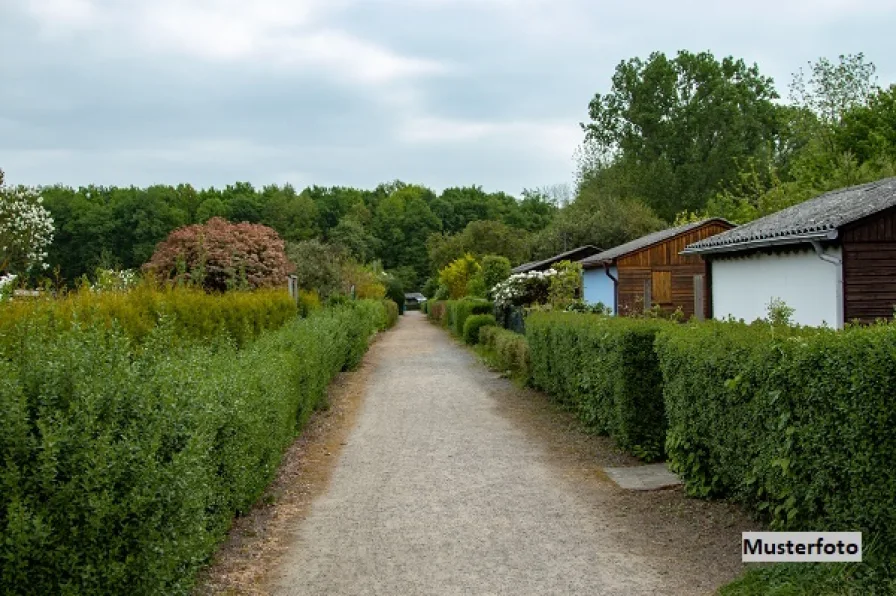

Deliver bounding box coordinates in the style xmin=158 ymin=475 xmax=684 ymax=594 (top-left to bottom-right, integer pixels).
xmin=579 ymin=219 xmax=732 ymax=268
xmin=683 ymin=177 xmax=896 ymax=255
xmin=511 ymin=245 xmax=601 ymax=273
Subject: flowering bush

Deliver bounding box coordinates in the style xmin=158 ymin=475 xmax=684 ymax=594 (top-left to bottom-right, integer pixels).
xmin=0 ymin=273 xmax=16 ymax=301
xmin=91 ymin=268 xmax=139 ymax=293
xmin=491 ymin=269 xmax=557 ymax=307
xmin=144 ymin=217 xmax=293 ymax=292
xmin=0 ymin=170 xmax=54 ymax=274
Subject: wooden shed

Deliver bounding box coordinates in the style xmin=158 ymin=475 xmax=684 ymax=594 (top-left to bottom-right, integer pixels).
xmin=683 ymin=177 xmax=896 ymax=328
xmin=579 ymin=219 xmax=734 ymax=319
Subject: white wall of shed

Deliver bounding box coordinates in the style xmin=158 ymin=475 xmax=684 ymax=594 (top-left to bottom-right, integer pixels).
xmin=710 ymin=247 xmax=842 ymax=328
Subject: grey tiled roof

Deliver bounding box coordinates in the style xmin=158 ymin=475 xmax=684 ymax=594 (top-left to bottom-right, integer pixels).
xmin=684 ymin=177 xmax=896 ymax=255
xmin=579 ymin=219 xmax=732 ymax=267
xmin=512 ymin=245 xmax=601 ymax=273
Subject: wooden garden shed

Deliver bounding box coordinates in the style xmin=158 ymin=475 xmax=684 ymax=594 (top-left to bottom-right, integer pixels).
xmin=579 ymin=218 xmax=734 ymax=318
xmin=683 ymin=177 xmax=896 ymax=328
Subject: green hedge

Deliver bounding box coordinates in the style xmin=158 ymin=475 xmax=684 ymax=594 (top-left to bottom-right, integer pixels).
xmin=655 ymin=321 xmax=896 ymax=552
xmin=526 ymin=312 xmax=669 ymax=460
xmin=445 ymin=299 xmax=493 ymax=337
xmin=463 ymin=314 xmax=496 ymax=345
xmin=479 ymin=326 xmax=530 ymax=383
xmin=0 ymin=300 xmax=388 ymax=595
xmin=381 ymin=299 xmax=399 ymax=329
xmin=0 ymin=285 xmax=297 ymax=353
xmin=424 ymin=299 xmax=493 ymax=338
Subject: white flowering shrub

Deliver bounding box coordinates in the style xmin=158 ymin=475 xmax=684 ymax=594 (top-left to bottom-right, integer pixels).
xmin=0 ymin=170 xmax=54 ymax=274
xmin=0 ymin=273 xmax=16 ymax=302
xmin=92 ymin=268 xmax=139 ymax=293
xmin=491 ymin=268 xmax=557 ymax=307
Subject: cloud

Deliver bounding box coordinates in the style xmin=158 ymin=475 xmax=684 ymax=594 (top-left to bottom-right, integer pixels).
xmin=4 ymin=0 xmax=896 ymax=195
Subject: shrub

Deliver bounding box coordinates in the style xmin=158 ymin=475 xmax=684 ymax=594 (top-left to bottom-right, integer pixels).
xmin=463 ymin=314 xmax=496 ymax=345
xmin=297 ymin=289 xmax=322 ymax=317
xmin=382 ymin=299 xmax=399 ymax=329
xmin=479 ymin=326 xmax=531 ymax=383
xmin=286 ymin=239 xmax=344 ymax=299
xmin=0 ymin=170 xmax=55 ymax=274
xmin=0 ymin=301 xmax=387 ymax=595
xmin=655 ymin=320 xmax=896 ymax=554
xmin=426 ymin=300 xmax=447 ymax=324
xmin=526 ymin=312 xmax=669 ymax=460
xmin=144 ymin=217 xmax=293 ymax=292
xmin=480 ymin=255 xmax=511 ymax=297
xmin=0 ymin=284 xmax=297 ymax=352
xmin=445 ymin=298 xmax=493 ymax=337
xmin=384 ymin=276 xmax=405 ymax=314
xmin=438 ymin=254 xmax=480 ymax=299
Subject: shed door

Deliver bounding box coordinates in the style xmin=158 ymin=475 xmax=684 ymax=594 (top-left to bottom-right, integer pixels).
xmin=652 ymin=271 xmax=672 ymax=304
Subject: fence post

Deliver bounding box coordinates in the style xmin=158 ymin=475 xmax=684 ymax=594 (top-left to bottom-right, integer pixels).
xmin=643 ymin=279 xmax=651 ymax=313
xmin=287 ymin=275 xmax=298 ymax=305
xmin=693 ymin=274 xmax=705 ymax=321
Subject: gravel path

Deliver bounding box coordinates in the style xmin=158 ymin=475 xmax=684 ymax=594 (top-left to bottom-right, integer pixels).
xmin=269 ymin=312 xmax=749 ymax=596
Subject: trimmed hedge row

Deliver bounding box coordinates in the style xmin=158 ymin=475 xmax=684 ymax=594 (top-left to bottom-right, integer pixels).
xmin=479 ymin=326 xmax=531 ymax=383
xmin=0 ymin=300 xmax=390 ymax=595
xmin=0 ymin=285 xmax=297 ymax=352
xmin=425 ymin=299 xmax=493 ymax=338
xmin=526 ymin=312 xmax=669 ymax=461
xmin=463 ymin=314 xmax=496 ymax=345
xmin=381 ymin=298 xmax=400 ymax=329
xmin=655 ymin=321 xmax=896 ymax=551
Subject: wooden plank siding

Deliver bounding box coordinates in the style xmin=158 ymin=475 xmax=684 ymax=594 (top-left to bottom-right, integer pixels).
xmin=615 ymin=222 xmax=732 ymax=319
xmin=842 ymin=207 xmax=896 ymax=323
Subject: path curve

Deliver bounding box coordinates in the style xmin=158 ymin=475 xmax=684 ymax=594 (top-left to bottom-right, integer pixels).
xmin=269 ymin=312 xmax=740 ymax=595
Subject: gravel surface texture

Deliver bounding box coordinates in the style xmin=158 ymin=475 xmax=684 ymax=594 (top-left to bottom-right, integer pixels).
xmin=268 ymin=312 xmax=757 ymax=596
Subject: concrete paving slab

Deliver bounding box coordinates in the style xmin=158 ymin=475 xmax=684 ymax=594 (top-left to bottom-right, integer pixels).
xmin=603 ymin=463 xmax=683 ymax=491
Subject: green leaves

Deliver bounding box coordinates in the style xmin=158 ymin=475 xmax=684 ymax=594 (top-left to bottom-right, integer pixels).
xmin=0 ymin=301 xmax=388 ymax=594
xmin=656 ymin=319 xmax=896 ymax=558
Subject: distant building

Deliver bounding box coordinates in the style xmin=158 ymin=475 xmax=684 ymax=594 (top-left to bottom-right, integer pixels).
xmin=511 ymin=246 xmax=601 ymax=274
xmin=579 ymin=219 xmax=734 ymax=318
xmin=683 ymin=178 xmax=896 ymax=328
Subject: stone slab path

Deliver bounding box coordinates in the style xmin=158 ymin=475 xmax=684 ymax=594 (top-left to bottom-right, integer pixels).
xmin=604 ymin=464 xmax=684 ymax=491
xmin=268 ymin=312 xmax=752 ymax=596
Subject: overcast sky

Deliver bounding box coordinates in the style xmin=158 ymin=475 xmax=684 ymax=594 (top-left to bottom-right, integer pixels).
xmin=2 ymin=0 xmax=895 ymax=195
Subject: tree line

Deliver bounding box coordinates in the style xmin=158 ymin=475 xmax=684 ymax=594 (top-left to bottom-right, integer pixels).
xmin=6 ymin=51 xmax=894 ymax=294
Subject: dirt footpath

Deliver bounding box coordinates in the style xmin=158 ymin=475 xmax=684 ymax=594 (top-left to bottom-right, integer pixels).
xmin=260 ymin=312 xmax=757 ymax=596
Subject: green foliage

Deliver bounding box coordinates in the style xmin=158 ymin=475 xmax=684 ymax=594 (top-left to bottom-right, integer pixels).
xmin=286 ymin=239 xmax=344 ymax=299
xmin=529 ymin=186 xmax=664 ymax=261
xmin=720 ymin=551 xmax=895 ymax=596
xmin=438 ymin=254 xmax=481 ymax=299
xmin=582 ymin=50 xmax=781 ymax=220
xmin=526 ymin=312 xmax=669 ymax=461
xmin=381 ymin=299 xmax=399 ymax=329
xmin=0 ymin=284 xmax=297 ymax=350
xmin=479 ymin=255 xmax=511 ymax=297
xmin=383 ymin=277 xmax=405 ymax=314
xmin=478 ymin=326 xmax=531 ymax=384
xmin=445 ymin=299 xmax=494 ymax=337
xmin=547 ymin=260 xmax=582 ymax=309
xmin=36 ymin=179 xmax=552 ymax=292
xmin=427 ymin=220 xmax=529 ymax=274
xmin=0 ymin=301 xmax=387 ymax=594
xmin=462 ymin=314 xmax=496 ymax=345
xmin=655 ymin=321 xmax=896 ymax=556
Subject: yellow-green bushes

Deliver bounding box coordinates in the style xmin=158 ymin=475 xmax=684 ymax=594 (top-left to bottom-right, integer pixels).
xmin=0 ymin=300 xmax=388 ymax=595
xmin=0 ymin=285 xmax=296 ymax=352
